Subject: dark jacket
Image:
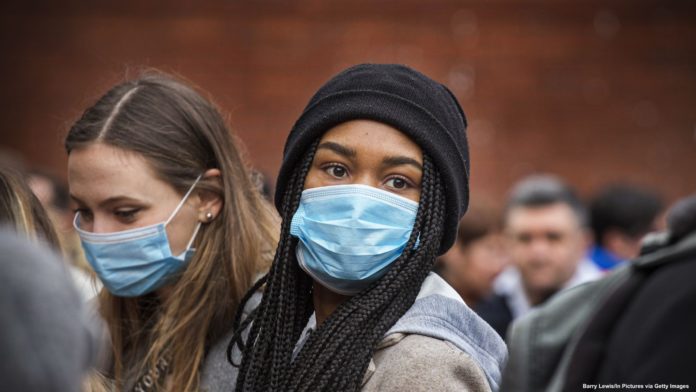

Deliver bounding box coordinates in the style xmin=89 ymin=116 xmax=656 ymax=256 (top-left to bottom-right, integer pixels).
xmin=474 ymin=294 xmax=513 ymax=339
xmin=568 ymin=232 xmax=696 ymax=388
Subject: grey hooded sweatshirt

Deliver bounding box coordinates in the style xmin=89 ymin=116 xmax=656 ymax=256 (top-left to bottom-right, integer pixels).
xmin=205 ymin=272 xmax=509 ymax=391
xmin=294 ymin=272 xmax=508 ymax=391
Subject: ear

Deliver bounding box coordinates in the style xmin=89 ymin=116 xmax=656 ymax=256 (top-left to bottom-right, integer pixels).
xmin=196 ymin=168 xmax=223 ymax=223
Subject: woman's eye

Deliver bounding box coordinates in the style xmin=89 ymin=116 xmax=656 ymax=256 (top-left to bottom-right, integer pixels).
xmin=385 ymin=177 xmax=409 ymax=190
xmin=114 ymin=209 xmax=140 ymax=220
xmin=326 ymin=165 xmax=348 ymax=179
xmin=75 ymin=209 xmax=93 ymax=222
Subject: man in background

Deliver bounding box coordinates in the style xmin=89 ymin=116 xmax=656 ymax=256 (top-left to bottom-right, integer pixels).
xmin=477 ymin=175 xmax=601 ymax=338
xmin=589 ymin=184 xmax=664 ymax=270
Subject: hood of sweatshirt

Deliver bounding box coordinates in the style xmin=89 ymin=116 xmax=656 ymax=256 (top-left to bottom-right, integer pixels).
xmin=385 ymin=272 xmax=508 ymax=391
xmin=292 ymin=272 xmax=508 ymax=391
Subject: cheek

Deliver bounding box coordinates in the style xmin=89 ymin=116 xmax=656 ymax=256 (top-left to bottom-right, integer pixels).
xmin=445 ymin=248 xmax=468 ymax=268
xmin=543 ymin=248 xmax=576 ymax=279
xmin=303 ymin=167 xmax=325 ymax=190
xmin=165 ymin=207 xmax=199 ymax=254
xmin=554 ymin=241 xmax=580 ymax=264
xmin=465 ymin=260 xmax=493 ymax=283
xmin=437 ymin=252 xmax=457 ymax=271
xmin=404 ymin=188 xmax=421 ymax=203
xmin=472 ymin=253 xmax=503 ymax=277
xmin=510 ymin=243 xmax=531 ymax=263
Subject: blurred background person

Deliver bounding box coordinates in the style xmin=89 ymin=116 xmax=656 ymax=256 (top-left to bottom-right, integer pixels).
xmin=0 ymin=165 xmax=61 ymax=248
xmin=0 ymin=166 xmax=101 ymax=391
xmin=66 ymin=72 xmax=279 ymax=391
xmin=0 ymin=228 xmax=98 ymax=392
xmin=437 ymin=207 xmax=510 ymax=309
xmin=27 ymin=169 xmax=101 ymax=300
xmin=477 ymin=175 xmax=601 ymax=338
xmin=501 ymin=194 xmax=696 ymax=390
xmin=588 ymin=183 xmax=664 ymax=270
xmin=566 ymin=194 xmax=696 ymax=388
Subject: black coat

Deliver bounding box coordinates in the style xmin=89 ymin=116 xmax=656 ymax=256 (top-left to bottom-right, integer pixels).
xmin=563 ymin=232 xmax=696 ymax=389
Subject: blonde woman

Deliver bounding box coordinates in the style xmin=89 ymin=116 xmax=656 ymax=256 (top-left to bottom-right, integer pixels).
xmin=66 ymin=73 xmax=278 ymax=391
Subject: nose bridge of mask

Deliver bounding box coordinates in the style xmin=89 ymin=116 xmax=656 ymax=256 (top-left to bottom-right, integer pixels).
xmin=297 ymin=185 xmax=419 ymax=239
xmin=73 ymin=212 xmax=163 ymax=243
xmin=300 ymin=184 xmax=419 ymax=214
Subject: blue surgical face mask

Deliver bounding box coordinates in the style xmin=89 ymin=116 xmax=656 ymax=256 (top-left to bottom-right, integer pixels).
xmin=74 ymin=176 xmax=203 ymax=297
xmin=290 ymin=184 xmax=419 ymax=295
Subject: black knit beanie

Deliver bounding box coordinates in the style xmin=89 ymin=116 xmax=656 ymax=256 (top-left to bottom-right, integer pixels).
xmin=275 ymin=63 xmax=470 ymax=255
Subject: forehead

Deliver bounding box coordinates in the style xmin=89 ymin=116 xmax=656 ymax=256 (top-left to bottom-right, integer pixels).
xmin=318 ymin=119 xmax=422 ymax=159
xmin=67 ymin=143 xmax=168 ymax=201
xmin=506 ymin=202 xmax=581 ymax=232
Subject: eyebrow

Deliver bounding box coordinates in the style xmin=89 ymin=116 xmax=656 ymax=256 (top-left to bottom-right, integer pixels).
xmin=70 ymin=194 xmax=144 ymax=208
xmin=317 ymin=141 xmax=422 ymax=171
xmin=382 ymin=156 xmax=423 ymax=171
xmin=317 ymin=142 xmax=357 ymax=158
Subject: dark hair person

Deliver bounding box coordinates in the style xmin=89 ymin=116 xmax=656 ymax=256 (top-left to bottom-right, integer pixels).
xmin=589 ymin=184 xmax=664 ymax=269
xmin=229 ymin=64 xmax=507 ymax=391
xmin=65 ymin=72 xmax=279 ymax=391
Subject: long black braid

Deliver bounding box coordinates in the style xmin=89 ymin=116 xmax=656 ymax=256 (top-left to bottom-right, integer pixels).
xmin=228 ymin=141 xmax=446 ymax=391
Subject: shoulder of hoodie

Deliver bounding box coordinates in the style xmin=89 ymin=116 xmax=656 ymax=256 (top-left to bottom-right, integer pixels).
xmin=363 ymin=333 xmax=492 ymax=392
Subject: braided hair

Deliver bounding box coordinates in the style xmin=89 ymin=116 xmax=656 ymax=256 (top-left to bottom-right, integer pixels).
xmin=228 ymin=139 xmax=447 ymax=391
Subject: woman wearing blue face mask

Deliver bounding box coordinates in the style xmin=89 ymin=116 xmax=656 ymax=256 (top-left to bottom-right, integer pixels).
xmin=66 ymin=72 xmax=278 ymax=392
xmin=229 ymin=64 xmax=507 ymax=391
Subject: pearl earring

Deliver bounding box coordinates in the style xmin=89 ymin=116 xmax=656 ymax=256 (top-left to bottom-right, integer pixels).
xmin=205 ymin=211 xmax=214 ymax=221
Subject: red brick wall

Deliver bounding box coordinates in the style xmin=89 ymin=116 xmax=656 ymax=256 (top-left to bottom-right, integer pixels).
xmin=1 ymin=0 xmax=695 ymax=207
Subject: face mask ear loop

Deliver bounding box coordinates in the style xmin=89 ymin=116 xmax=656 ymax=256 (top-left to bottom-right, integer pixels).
xmin=166 ymin=174 xmax=203 ymax=226
xmin=185 ymin=222 xmax=202 ymax=251
xmin=73 ymin=212 xmax=81 ymax=230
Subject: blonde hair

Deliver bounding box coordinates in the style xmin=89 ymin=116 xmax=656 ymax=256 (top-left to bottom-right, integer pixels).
xmin=66 ymin=72 xmax=279 ymax=391
xmin=0 ymin=166 xmax=61 ymax=249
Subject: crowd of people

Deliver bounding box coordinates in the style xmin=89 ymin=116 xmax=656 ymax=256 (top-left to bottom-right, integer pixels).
xmin=1 ymin=63 xmax=693 ymax=392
